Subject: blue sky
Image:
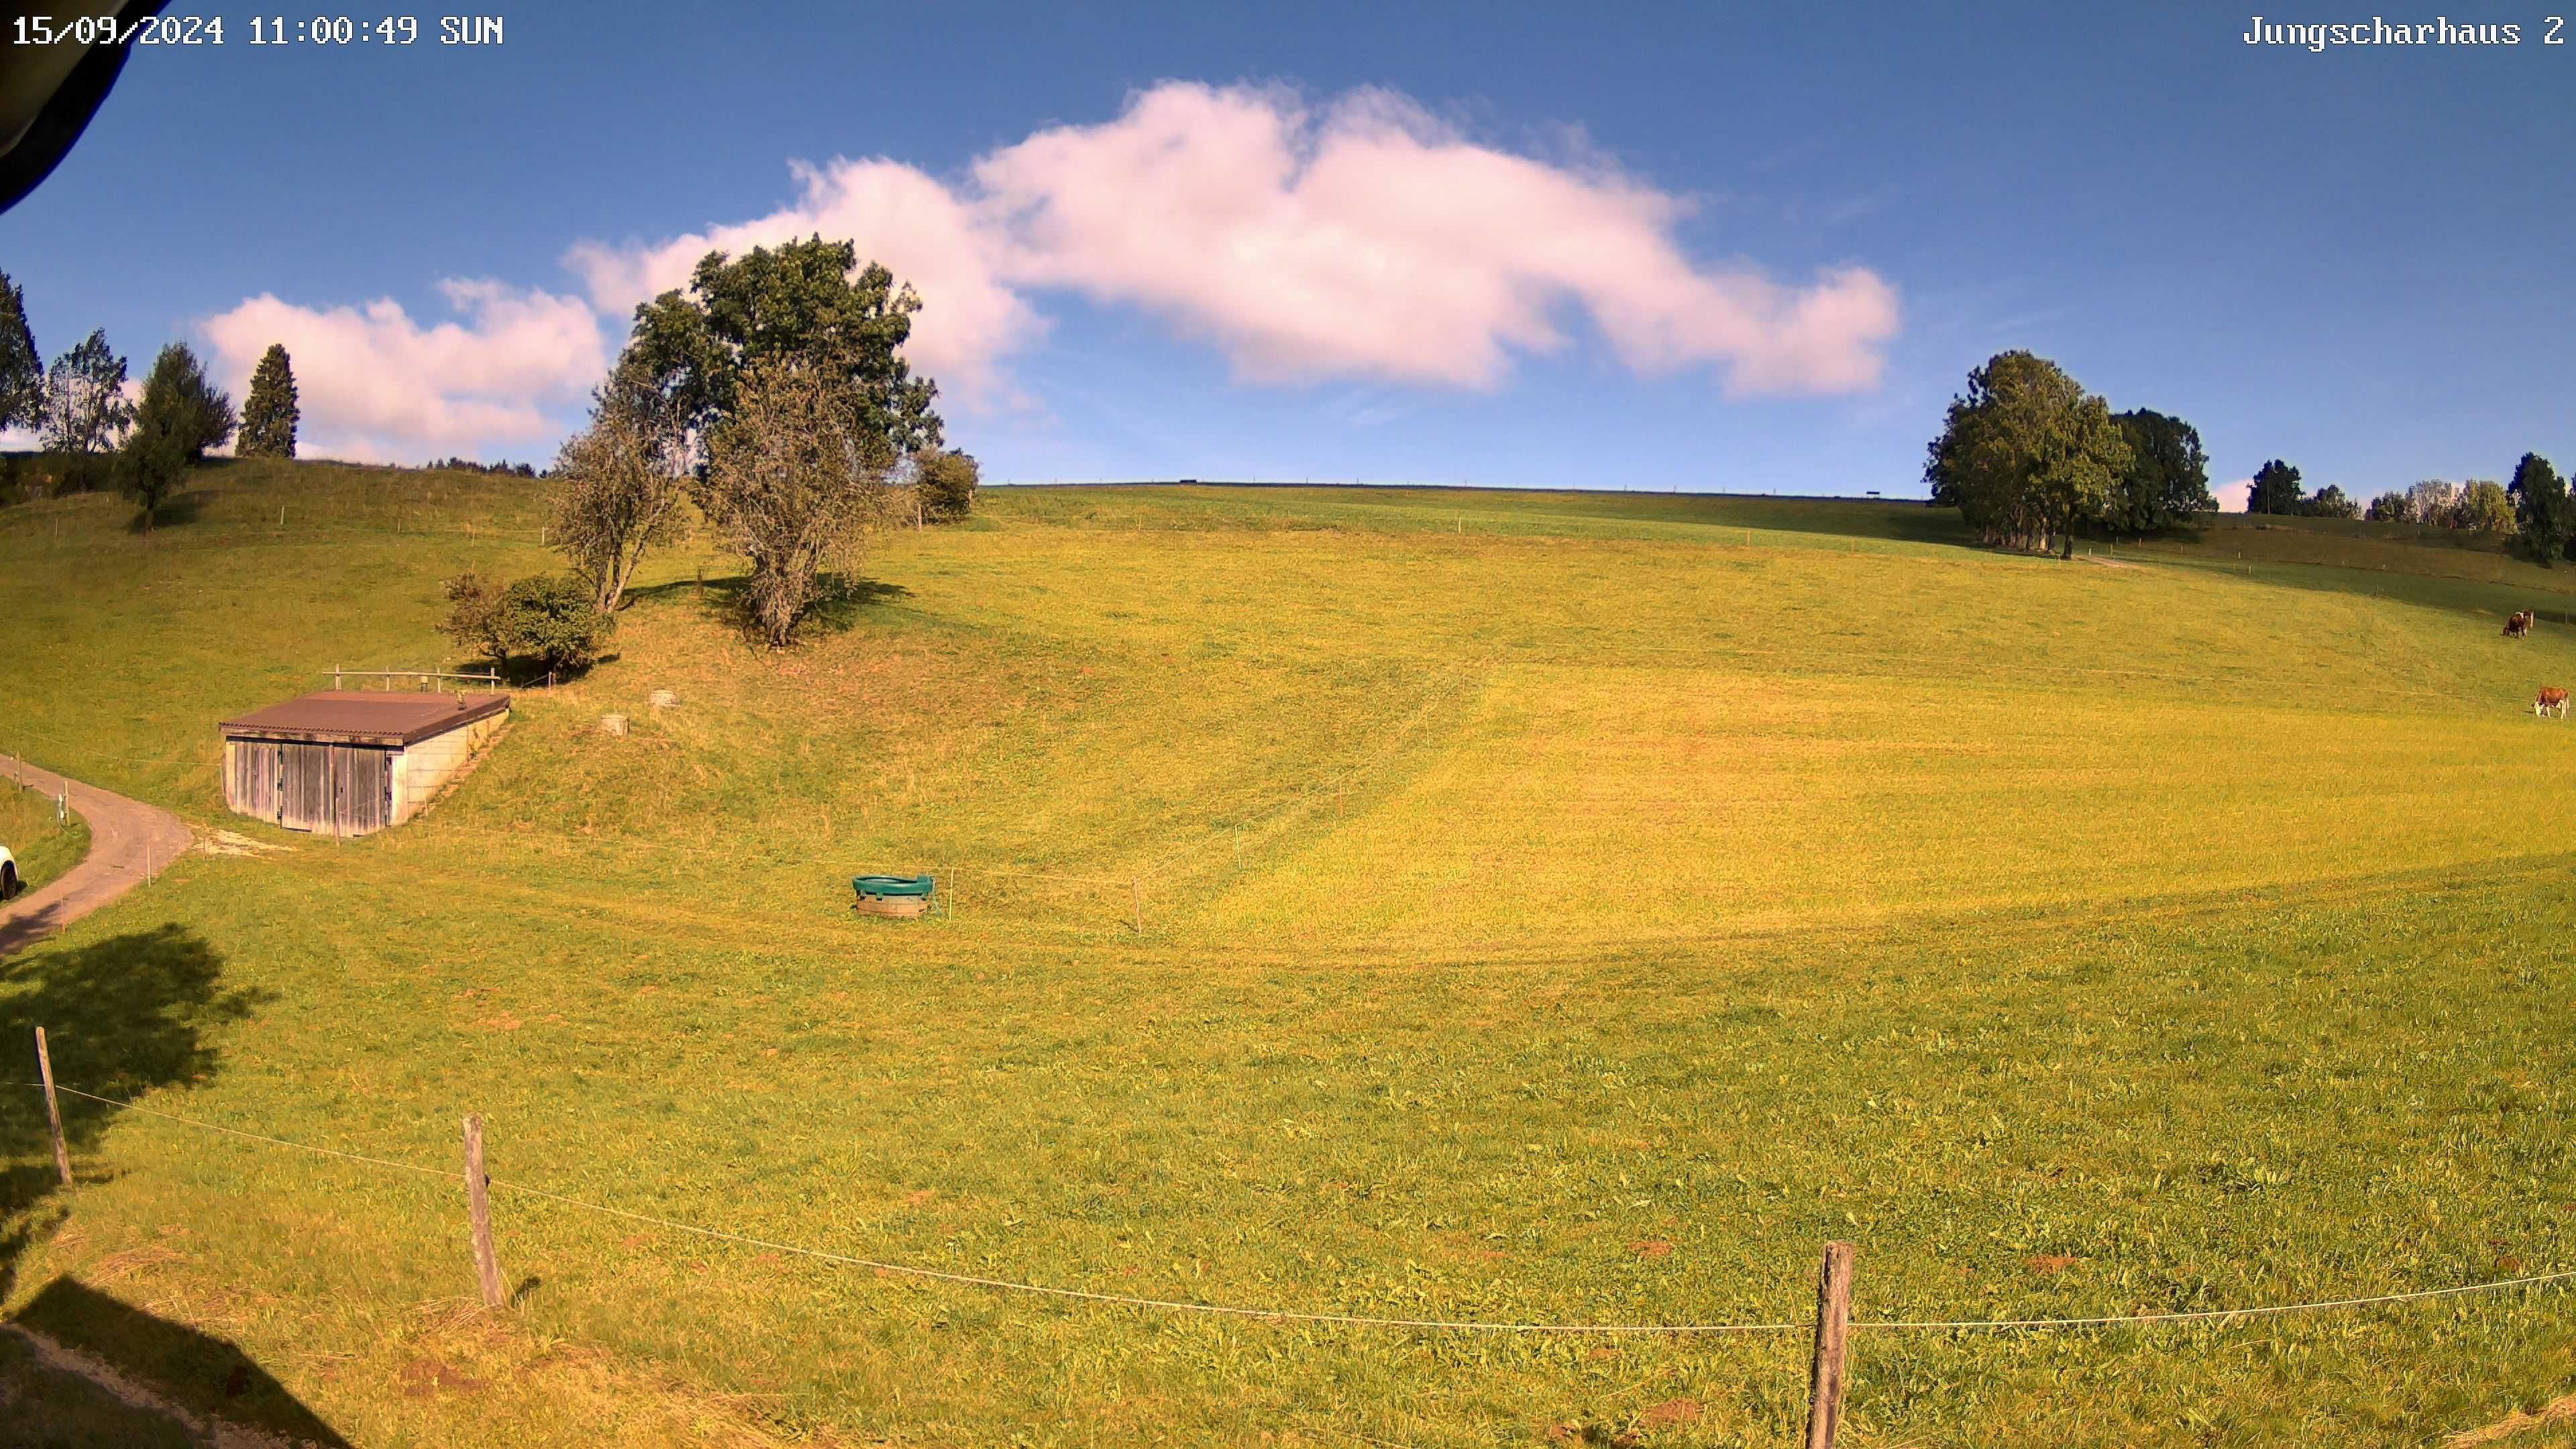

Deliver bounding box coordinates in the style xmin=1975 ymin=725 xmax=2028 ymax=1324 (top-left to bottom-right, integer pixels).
xmin=4 ymin=1 xmax=2570 ymax=502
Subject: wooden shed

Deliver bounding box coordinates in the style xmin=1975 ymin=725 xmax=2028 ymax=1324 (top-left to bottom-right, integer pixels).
xmin=219 ymin=691 xmax=509 ymax=837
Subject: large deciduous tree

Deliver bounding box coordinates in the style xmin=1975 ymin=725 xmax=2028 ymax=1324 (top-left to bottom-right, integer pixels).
xmin=0 ymin=270 xmax=40 ymax=431
xmin=548 ymin=404 xmax=688 ymax=611
xmin=612 ymin=235 xmax=943 ymax=468
xmin=2246 ymin=460 xmax=2304 ymax=515
xmin=2106 ymin=409 xmax=2213 ymax=533
xmin=1924 ymin=350 xmax=2131 ymax=556
xmin=2302 ymin=484 xmax=2360 ymax=520
xmin=440 ymin=573 xmax=509 ymax=669
xmin=2454 ymin=478 xmax=2515 ymax=535
xmin=116 ymin=343 xmax=235 ymax=530
xmin=700 ymin=360 xmax=894 ymax=647
xmin=39 ymin=329 xmax=130 ymax=454
xmin=2406 ymin=479 xmax=2459 ymax=527
xmin=236 ymin=343 xmax=299 ymax=458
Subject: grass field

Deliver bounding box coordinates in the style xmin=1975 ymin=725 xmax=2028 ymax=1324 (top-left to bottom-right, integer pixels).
xmin=0 ymin=775 xmax=87 ymax=896
xmin=3 ymin=463 xmax=2576 ymax=1445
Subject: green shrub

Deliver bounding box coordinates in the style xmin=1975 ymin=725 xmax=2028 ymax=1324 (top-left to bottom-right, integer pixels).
xmin=916 ymin=448 xmax=981 ymax=522
xmin=498 ymin=574 xmax=613 ymax=676
xmin=439 ymin=572 xmax=613 ymax=679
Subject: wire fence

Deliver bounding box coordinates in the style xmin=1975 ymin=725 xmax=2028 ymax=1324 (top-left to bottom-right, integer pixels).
xmin=15 ymin=1071 xmax=2576 ymax=1340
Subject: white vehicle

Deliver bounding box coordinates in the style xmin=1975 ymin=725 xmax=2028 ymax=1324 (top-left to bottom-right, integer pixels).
xmin=0 ymin=843 xmax=17 ymax=901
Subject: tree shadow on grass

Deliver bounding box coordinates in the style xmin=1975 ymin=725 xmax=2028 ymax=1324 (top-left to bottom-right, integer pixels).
xmin=0 ymin=926 xmax=333 ymax=1444
xmin=627 ymin=570 xmax=914 ymax=639
xmin=0 ymin=924 xmax=266 ymax=1297
xmin=124 ymin=491 xmax=211 ymax=535
xmin=7 ymin=1279 xmax=355 ymax=1446
xmin=443 ymin=651 xmax=621 ymax=690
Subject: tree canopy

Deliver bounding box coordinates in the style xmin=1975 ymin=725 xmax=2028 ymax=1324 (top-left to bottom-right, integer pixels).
xmin=1923 ymin=350 xmax=2132 ymax=555
xmin=2106 ymin=409 xmax=2213 ymax=532
xmin=440 ymin=572 xmax=613 ymax=678
xmin=610 ymin=236 xmax=943 ymax=468
xmin=2453 ymin=478 xmax=2515 ymax=534
xmin=2303 ymin=483 xmax=2360 ymax=519
xmin=2247 ymin=460 xmax=2304 ymax=515
xmin=116 ymin=342 xmax=234 ymax=529
xmin=39 ymin=329 xmax=129 ymax=454
xmin=2508 ymin=453 xmax=2570 ymax=564
xmin=549 ymin=405 xmax=688 ymax=611
xmin=700 ymin=358 xmax=894 ymax=646
xmin=914 ymin=448 xmax=981 ymax=523
xmin=236 ymin=343 xmax=299 ymax=458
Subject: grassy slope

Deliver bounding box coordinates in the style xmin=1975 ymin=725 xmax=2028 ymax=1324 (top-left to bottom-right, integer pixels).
xmin=0 ymin=778 xmax=89 ymax=894
xmin=2 ymin=466 xmax=2576 ymax=1444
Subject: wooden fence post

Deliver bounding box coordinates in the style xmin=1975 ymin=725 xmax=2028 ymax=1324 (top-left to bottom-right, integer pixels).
xmin=36 ymin=1027 xmax=70 ymax=1187
xmin=1804 ymin=1241 xmax=1856 ymax=1449
xmin=1132 ymin=877 xmax=1144 ymax=933
xmin=462 ymin=1115 xmax=504 ymax=1308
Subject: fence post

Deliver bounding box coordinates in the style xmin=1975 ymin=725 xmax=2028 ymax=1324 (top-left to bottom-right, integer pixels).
xmin=35 ymin=1027 xmax=70 ymax=1187
xmin=462 ymin=1115 xmax=504 ymax=1308
xmin=1132 ymin=877 xmax=1144 ymax=934
xmin=1804 ymin=1242 xmax=1856 ymax=1448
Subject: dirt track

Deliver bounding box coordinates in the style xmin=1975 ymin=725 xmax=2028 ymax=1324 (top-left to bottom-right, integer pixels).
xmin=0 ymin=753 xmax=193 ymax=958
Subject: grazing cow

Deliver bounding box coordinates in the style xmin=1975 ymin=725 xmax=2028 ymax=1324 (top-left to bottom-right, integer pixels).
xmin=2507 ymin=610 xmax=2535 ymax=637
xmin=2539 ymin=687 xmax=2569 ymax=719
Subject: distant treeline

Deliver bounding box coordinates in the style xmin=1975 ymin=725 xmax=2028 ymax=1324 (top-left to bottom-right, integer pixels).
xmin=424 ymin=457 xmax=542 ymax=478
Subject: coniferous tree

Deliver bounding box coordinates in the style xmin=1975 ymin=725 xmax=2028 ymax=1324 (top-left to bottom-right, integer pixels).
xmin=237 ymin=343 xmax=299 ymax=458
xmin=0 ymin=270 xmax=40 ymax=431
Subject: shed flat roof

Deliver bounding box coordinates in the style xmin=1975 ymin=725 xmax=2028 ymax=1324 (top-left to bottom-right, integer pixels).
xmin=219 ymin=691 xmax=511 ymax=747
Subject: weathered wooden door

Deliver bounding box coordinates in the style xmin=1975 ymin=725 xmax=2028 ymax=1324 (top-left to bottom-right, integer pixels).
xmin=229 ymin=741 xmax=392 ymax=835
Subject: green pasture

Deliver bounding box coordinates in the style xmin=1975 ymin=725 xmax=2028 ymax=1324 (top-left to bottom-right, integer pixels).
xmin=2 ymin=464 xmax=2575 ymax=1445
xmin=0 ymin=773 xmax=87 ymax=896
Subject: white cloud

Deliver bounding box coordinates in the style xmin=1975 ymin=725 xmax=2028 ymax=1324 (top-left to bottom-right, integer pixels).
xmin=570 ymin=80 xmax=1898 ymax=400
xmin=201 ymin=280 xmax=606 ymax=463
xmin=2215 ymin=478 xmax=2253 ymax=512
xmin=566 ymin=158 xmax=1040 ymax=406
xmin=211 ymin=80 xmax=1900 ymax=460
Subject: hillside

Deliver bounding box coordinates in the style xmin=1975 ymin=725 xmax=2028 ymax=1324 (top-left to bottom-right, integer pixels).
xmin=2 ymin=462 xmax=2574 ymax=1446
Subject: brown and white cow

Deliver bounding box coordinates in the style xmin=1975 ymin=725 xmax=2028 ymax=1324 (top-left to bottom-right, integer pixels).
xmin=2506 ymin=610 xmax=2536 ymax=638
xmin=2539 ymin=686 xmax=2569 ymax=719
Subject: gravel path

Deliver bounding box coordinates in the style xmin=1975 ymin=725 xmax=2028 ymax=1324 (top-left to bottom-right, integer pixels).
xmin=0 ymin=753 xmax=193 ymax=958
